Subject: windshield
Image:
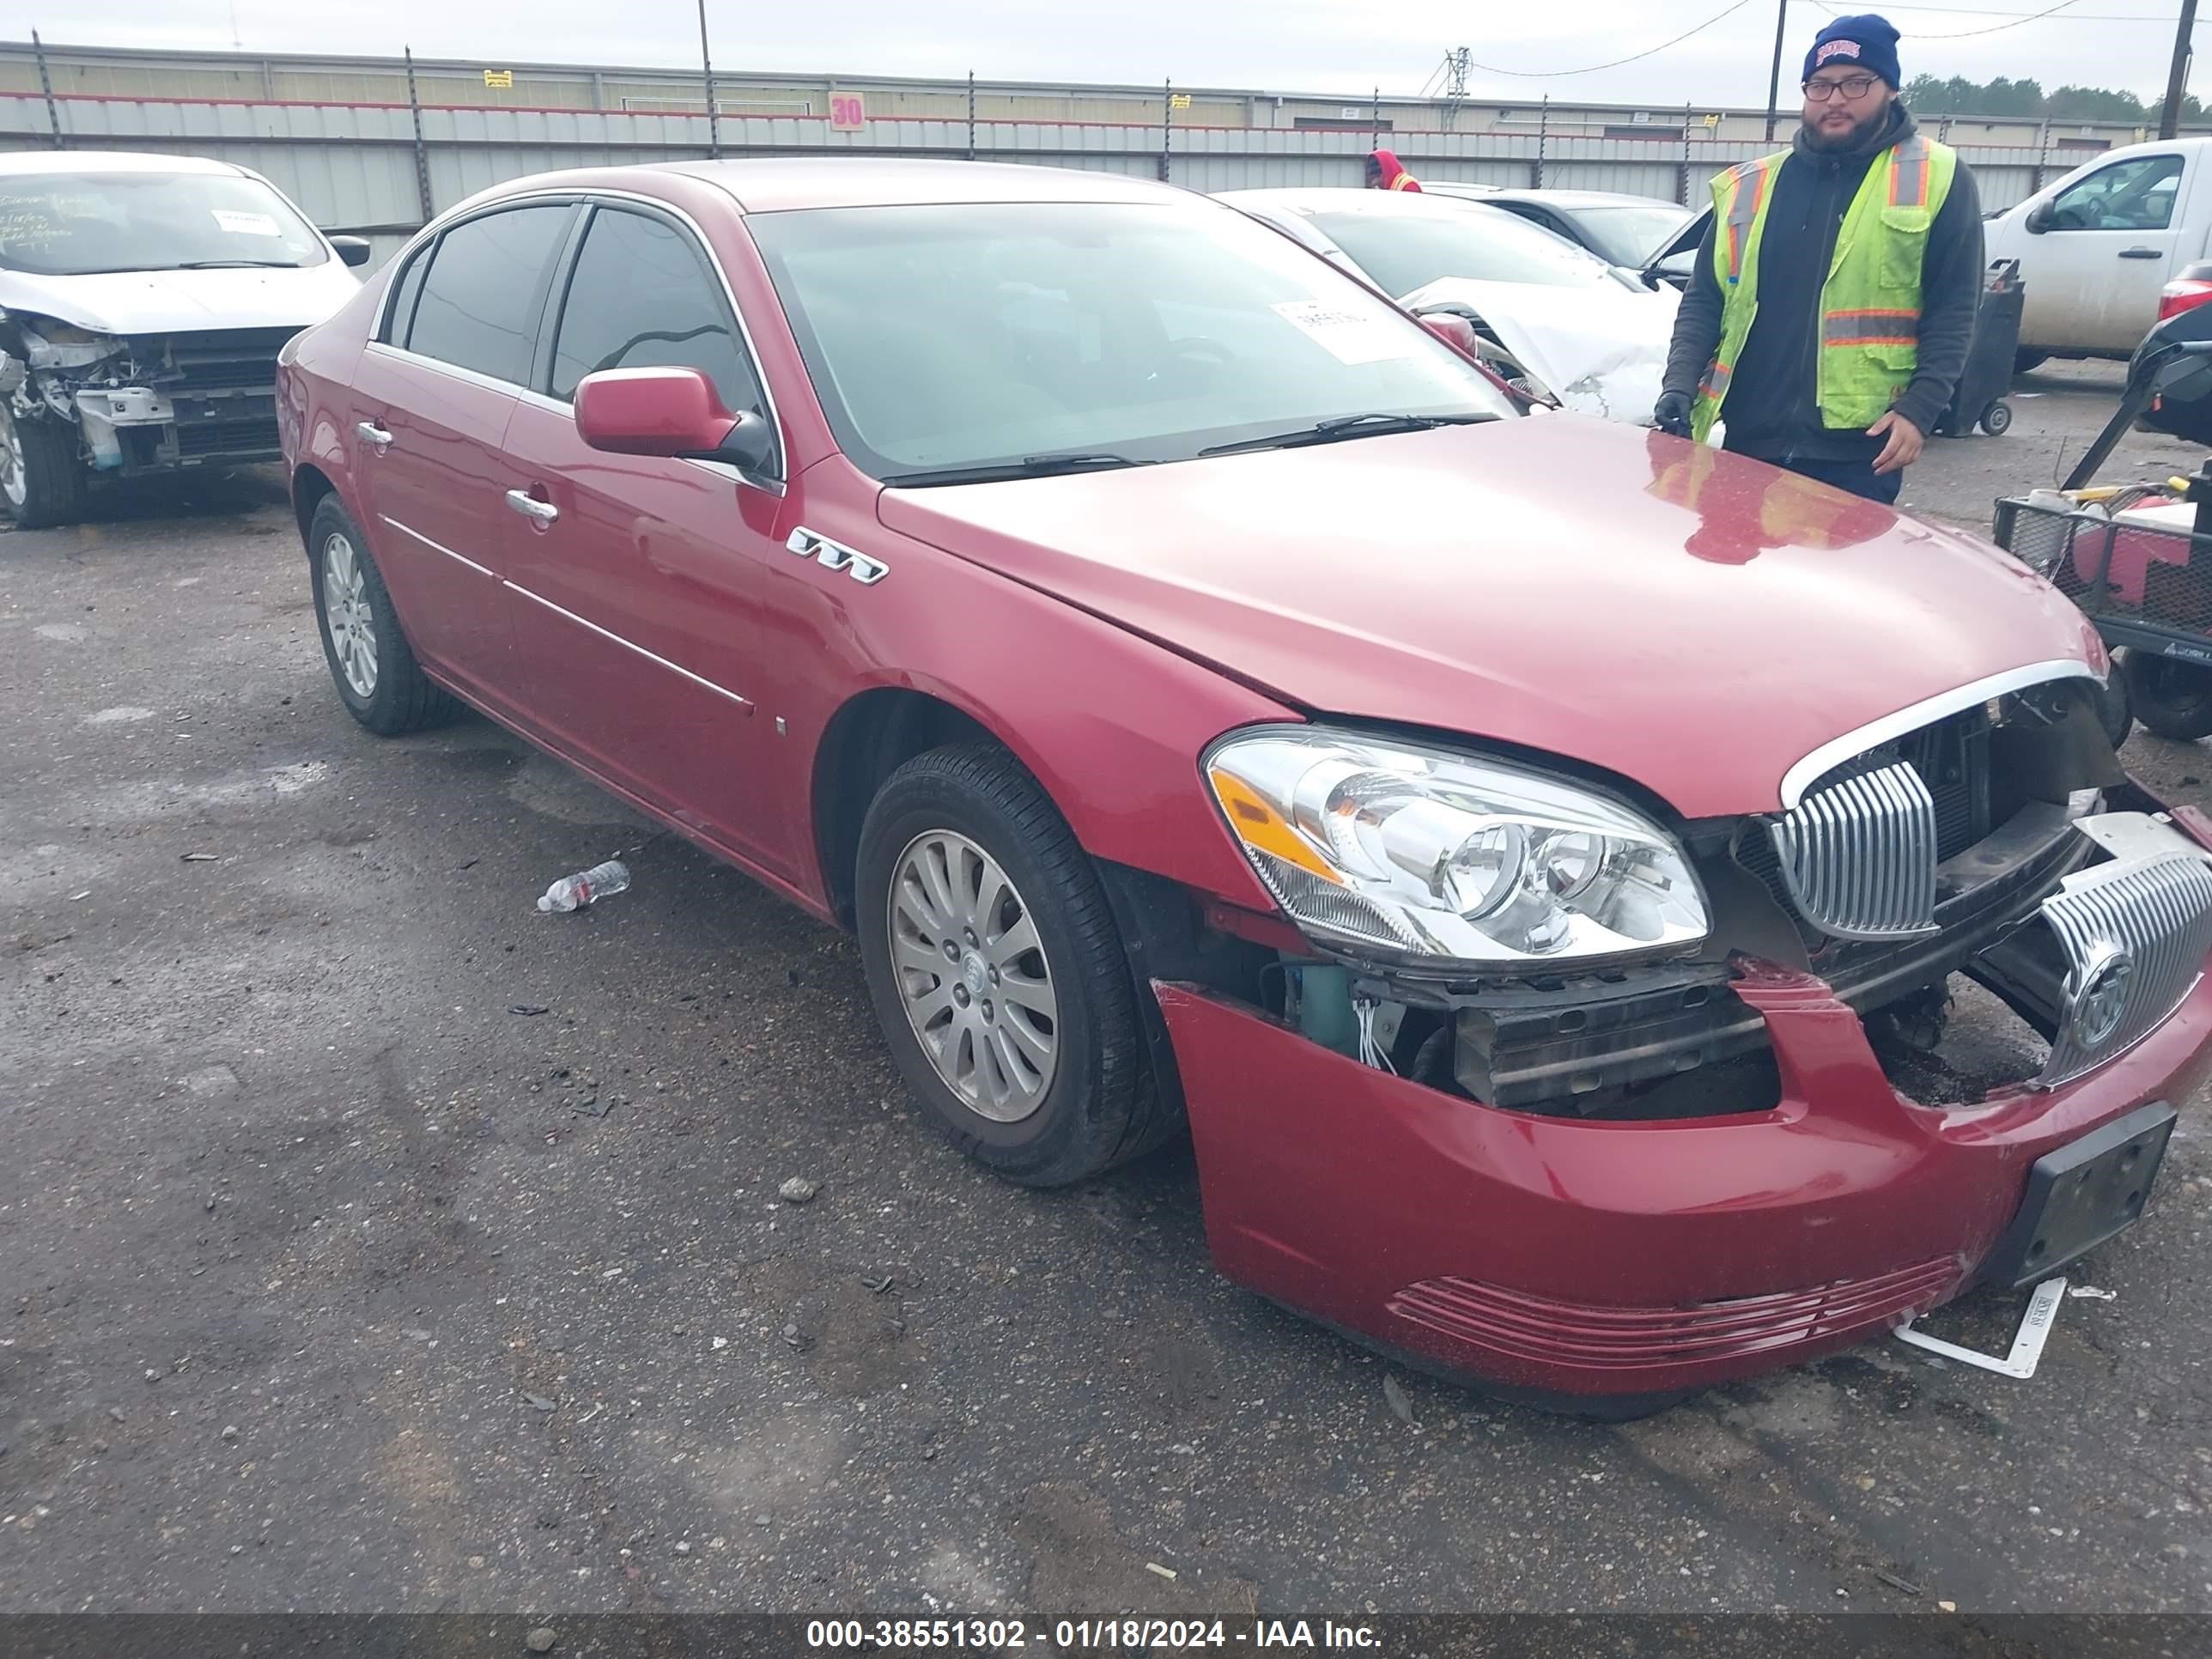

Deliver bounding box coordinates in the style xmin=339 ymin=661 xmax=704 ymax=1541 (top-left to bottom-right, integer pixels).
xmin=1572 ymin=204 xmax=1697 ymax=267
xmin=0 ymin=171 xmax=328 ymax=276
xmin=1299 ymin=204 xmax=1614 ymax=297
xmin=747 ymin=200 xmax=1514 ymax=479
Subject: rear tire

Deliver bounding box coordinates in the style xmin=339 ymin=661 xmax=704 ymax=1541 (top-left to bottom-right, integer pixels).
xmin=855 ymin=744 xmax=1175 ymax=1187
xmin=2121 ymin=648 xmax=2212 ymax=741
xmin=307 ymin=493 xmax=457 ymax=736
xmin=0 ymin=406 xmax=88 ymax=529
xmin=1980 ymin=401 xmax=2013 ymax=436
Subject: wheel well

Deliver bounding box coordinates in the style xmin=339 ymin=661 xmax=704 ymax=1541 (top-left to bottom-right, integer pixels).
xmin=812 ymin=689 xmax=995 ymax=930
xmin=292 ymin=464 xmax=337 ymax=549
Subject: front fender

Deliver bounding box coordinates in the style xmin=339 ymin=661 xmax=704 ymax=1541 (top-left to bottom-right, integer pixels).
xmin=763 ymin=489 xmax=1293 ymax=916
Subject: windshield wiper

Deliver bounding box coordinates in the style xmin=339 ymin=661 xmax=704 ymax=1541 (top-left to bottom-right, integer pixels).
xmin=879 ymin=452 xmax=1152 ymax=488
xmin=176 ymin=259 xmax=307 ymax=270
xmin=1199 ymin=411 xmax=1496 ymax=458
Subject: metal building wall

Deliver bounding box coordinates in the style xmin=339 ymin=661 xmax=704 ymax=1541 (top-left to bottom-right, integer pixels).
xmin=0 ymin=88 xmax=2051 ymax=271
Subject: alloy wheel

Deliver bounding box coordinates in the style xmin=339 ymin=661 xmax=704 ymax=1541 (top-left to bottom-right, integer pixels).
xmin=0 ymin=407 xmax=27 ymax=509
xmin=886 ymin=829 xmax=1060 ymax=1121
xmin=321 ymin=530 xmax=379 ymax=699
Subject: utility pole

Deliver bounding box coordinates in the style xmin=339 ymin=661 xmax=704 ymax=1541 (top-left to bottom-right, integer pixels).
xmin=2161 ymin=0 xmax=2199 ymax=140
xmin=1765 ymin=0 xmax=1790 ymax=141
xmin=1443 ymin=46 xmax=1471 ymax=130
xmin=698 ymin=0 xmax=721 ymax=161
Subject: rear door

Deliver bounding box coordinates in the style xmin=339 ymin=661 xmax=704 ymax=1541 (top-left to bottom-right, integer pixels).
xmin=2020 ymin=151 xmax=2189 ymax=352
xmin=347 ymin=200 xmax=576 ymax=708
xmin=497 ymin=200 xmax=796 ymax=878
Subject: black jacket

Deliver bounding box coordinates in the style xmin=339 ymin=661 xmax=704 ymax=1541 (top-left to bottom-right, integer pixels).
xmin=1661 ymin=105 xmax=1984 ymax=461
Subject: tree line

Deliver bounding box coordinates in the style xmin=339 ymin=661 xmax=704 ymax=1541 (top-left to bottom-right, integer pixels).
xmin=1903 ymin=74 xmax=2203 ymax=124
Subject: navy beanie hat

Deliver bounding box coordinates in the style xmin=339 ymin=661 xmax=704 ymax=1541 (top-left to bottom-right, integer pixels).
xmin=1804 ymin=15 xmax=1902 ymax=88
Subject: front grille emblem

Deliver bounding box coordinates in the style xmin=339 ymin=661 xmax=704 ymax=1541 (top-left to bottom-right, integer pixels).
xmin=2064 ymin=943 xmax=2134 ymax=1051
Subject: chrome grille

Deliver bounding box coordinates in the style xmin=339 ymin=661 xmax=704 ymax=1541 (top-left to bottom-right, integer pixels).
xmin=2039 ymin=853 xmax=2212 ymax=1086
xmin=1767 ymin=760 xmax=1939 ymax=940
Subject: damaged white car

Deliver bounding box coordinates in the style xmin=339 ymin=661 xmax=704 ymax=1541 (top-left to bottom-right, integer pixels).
xmin=1218 ymin=187 xmax=1680 ymax=424
xmin=0 ymin=151 xmax=368 ymax=526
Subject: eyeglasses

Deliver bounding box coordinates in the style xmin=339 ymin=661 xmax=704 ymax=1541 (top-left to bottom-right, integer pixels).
xmin=1802 ymin=76 xmax=1881 ymax=101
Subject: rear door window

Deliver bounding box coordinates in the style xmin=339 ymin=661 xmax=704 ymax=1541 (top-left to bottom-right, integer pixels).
xmin=403 ymin=204 xmax=574 ymax=384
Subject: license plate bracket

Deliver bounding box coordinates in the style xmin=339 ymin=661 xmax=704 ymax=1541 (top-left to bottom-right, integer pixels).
xmin=1982 ymin=1100 xmax=2176 ymax=1289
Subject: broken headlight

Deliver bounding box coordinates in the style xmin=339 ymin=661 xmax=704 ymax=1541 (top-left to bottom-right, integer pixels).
xmin=1205 ymin=727 xmax=1709 ymax=967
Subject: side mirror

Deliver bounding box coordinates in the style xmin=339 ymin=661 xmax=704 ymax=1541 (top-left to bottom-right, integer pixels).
xmin=328 ymin=234 xmax=374 ymax=268
xmin=574 ymin=367 xmax=774 ymax=473
xmin=2025 ymin=199 xmax=2054 ymax=235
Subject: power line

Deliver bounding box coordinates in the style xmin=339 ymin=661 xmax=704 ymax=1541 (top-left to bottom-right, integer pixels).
xmin=1811 ymin=0 xmax=2102 ymax=32
xmin=1837 ymin=0 xmax=2185 ymax=15
xmin=1455 ymin=0 xmax=1759 ymax=78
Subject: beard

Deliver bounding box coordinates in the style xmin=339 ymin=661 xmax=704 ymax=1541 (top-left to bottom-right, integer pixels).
xmin=1803 ymin=101 xmax=1892 ymax=152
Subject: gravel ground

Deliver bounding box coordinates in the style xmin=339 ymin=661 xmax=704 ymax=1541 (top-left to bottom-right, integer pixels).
xmin=3 ymin=369 xmax=2211 ymax=1618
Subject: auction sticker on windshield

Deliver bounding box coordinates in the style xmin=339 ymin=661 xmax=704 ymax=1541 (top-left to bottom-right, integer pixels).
xmin=212 ymin=209 xmax=280 ymax=236
xmin=1270 ymin=299 xmax=1413 ymax=366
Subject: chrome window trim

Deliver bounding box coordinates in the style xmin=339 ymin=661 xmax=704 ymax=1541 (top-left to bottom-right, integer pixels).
xmin=505 ymin=580 xmax=754 ymax=711
xmin=370 ymin=185 xmax=787 ymax=495
xmin=380 ymin=514 xmax=496 ymax=580
xmin=1778 ymin=660 xmax=2100 ymax=811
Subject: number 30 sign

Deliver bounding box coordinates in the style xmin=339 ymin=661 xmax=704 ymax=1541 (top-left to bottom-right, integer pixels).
xmin=830 ymin=94 xmax=866 ymax=131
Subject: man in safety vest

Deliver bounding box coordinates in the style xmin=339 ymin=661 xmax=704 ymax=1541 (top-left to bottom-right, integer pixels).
xmin=1653 ymin=15 xmax=1982 ymax=503
xmin=1365 ymin=149 xmax=1422 ymax=192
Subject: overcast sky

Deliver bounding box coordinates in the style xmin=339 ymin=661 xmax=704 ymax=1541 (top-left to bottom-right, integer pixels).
xmin=26 ymin=1 xmax=2208 ymax=110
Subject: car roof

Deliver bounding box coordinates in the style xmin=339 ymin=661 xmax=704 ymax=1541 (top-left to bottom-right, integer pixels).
xmin=474 ymin=157 xmax=1194 ymax=216
xmin=1473 ymin=189 xmax=1692 ymax=211
xmin=0 ymin=149 xmax=246 ymax=179
xmin=1215 ymin=186 xmax=1518 ymax=221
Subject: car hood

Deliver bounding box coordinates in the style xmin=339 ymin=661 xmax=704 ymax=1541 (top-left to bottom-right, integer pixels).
xmin=878 ymin=417 xmax=2100 ymax=820
xmin=0 ymin=262 xmax=361 ymax=336
xmin=1399 ymin=276 xmax=1679 ymax=425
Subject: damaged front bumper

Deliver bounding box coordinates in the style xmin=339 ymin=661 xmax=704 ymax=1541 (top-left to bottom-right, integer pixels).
xmin=2 ymin=319 xmax=293 ymax=476
xmin=1154 ymin=801 xmax=2212 ymax=1403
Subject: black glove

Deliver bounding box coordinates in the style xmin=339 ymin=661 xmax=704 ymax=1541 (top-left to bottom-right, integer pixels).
xmin=1653 ymin=390 xmax=1692 ymax=437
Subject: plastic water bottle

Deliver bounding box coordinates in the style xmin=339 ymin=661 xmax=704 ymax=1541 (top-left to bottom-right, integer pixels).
xmin=537 ymin=860 xmax=630 ymax=914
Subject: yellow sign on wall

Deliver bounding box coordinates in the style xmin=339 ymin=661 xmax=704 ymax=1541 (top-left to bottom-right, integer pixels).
xmin=1169 ymin=93 xmax=1192 ymax=110
xmin=483 ymin=70 xmax=514 ymax=89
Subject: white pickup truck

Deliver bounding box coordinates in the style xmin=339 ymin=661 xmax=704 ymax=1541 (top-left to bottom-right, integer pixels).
xmin=1985 ymin=135 xmax=2212 ymax=367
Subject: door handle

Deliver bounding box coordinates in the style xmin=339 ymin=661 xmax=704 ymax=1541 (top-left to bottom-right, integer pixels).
xmin=504 ymin=488 xmax=559 ymax=526
xmin=356 ymin=420 xmax=393 ymax=451
xmin=2120 ymin=247 xmax=2165 ymax=259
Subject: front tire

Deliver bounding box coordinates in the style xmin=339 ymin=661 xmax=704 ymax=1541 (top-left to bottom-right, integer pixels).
xmin=307 ymin=493 xmax=456 ymax=735
xmin=0 ymin=406 xmax=88 ymax=529
xmin=855 ymin=744 xmax=1175 ymax=1187
xmin=1980 ymin=401 xmax=2013 ymax=436
xmin=2121 ymin=648 xmax=2212 ymax=741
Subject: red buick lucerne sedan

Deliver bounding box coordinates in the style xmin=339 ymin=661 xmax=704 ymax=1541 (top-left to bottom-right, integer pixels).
xmin=277 ymin=158 xmax=2212 ymax=1413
